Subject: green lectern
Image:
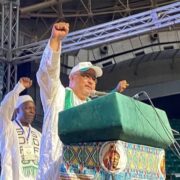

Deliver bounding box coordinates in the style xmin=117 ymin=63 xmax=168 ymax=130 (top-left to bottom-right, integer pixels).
xmin=58 ymin=93 xmax=174 ymax=180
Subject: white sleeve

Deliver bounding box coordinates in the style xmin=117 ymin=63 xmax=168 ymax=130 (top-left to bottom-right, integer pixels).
xmin=36 ymin=40 xmax=65 ymax=112
xmin=36 ymin=40 xmax=66 ymax=180
xmin=0 ymin=82 xmax=25 ymax=132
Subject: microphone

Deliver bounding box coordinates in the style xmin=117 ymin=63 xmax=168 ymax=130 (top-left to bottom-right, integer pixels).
xmin=90 ymin=90 xmax=108 ymax=97
xmin=132 ymin=91 xmax=144 ymax=99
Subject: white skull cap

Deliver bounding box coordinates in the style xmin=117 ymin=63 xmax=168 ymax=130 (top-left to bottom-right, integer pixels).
xmin=15 ymin=95 xmax=34 ymax=108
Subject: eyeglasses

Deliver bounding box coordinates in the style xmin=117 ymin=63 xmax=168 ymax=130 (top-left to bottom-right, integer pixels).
xmin=79 ymin=72 xmax=97 ymax=83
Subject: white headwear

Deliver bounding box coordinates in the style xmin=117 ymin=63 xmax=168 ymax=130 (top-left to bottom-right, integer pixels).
xmin=15 ymin=95 xmax=34 ymax=109
xmin=69 ymin=62 xmax=103 ymax=78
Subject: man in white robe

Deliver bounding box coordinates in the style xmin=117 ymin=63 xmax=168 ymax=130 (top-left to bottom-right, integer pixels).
xmin=0 ymin=77 xmax=41 ymax=180
xmin=37 ymin=22 xmax=129 ymax=180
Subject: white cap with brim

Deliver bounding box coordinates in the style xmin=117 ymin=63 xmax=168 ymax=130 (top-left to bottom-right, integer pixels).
xmin=15 ymin=95 xmax=34 ymax=109
xmin=69 ymin=62 xmax=103 ymax=78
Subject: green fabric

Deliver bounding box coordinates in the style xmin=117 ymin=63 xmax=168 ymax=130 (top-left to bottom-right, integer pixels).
xmin=59 ymin=92 xmax=174 ymax=148
xmin=64 ymin=88 xmax=91 ymax=110
xmin=64 ymin=89 xmax=74 ymax=110
xmin=22 ymin=166 xmax=38 ymax=177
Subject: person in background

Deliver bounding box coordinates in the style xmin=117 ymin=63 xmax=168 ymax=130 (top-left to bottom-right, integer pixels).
xmin=37 ymin=22 xmax=129 ymax=180
xmin=0 ymin=77 xmax=41 ymax=180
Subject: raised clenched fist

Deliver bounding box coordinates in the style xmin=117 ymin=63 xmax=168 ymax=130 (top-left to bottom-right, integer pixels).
xmin=19 ymin=77 xmax=32 ymax=89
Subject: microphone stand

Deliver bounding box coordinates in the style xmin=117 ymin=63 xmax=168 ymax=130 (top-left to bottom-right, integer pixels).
xmin=134 ymin=91 xmax=180 ymax=159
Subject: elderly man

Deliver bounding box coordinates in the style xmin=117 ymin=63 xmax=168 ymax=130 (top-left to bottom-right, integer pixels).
xmin=0 ymin=77 xmax=41 ymax=180
xmin=37 ymin=22 xmax=129 ymax=180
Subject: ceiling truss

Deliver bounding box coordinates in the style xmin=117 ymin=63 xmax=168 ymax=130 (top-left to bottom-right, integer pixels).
xmin=10 ymin=2 xmax=180 ymax=64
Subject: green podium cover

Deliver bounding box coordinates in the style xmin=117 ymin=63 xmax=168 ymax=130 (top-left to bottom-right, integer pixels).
xmin=58 ymin=92 xmax=174 ymax=148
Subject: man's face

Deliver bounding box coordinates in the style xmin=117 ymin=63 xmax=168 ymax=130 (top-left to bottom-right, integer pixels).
xmin=69 ymin=68 xmax=97 ymax=100
xmin=109 ymin=151 xmax=120 ymax=170
xmin=17 ymin=101 xmax=36 ymax=125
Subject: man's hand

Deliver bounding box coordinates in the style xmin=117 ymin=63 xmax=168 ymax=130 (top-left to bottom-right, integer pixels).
xmin=50 ymin=22 xmax=69 ymax=51
xmin=51 ymin=22 xmax=69 ymax=41
xmin=115 ymin=80 xmax=129 ymax=93
xmin=19 ymin=77 xmax=32 ymax=89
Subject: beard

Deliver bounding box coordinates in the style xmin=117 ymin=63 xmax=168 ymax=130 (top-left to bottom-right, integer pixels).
xmin=22 ymin=115 xmax=35 ymax=125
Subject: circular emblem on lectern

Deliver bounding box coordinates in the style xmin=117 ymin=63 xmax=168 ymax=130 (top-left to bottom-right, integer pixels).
xmin=99 ymin=141 xmax=127 ymax=173
xmin=158 ymin=151 xmax=166 ymax=179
